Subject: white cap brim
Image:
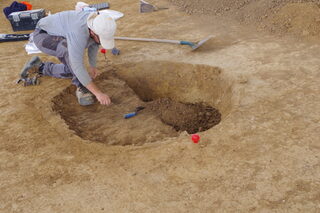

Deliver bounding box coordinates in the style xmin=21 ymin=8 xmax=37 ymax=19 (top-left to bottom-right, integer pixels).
xmin=100 ymin=37 xmax=115 ymax=50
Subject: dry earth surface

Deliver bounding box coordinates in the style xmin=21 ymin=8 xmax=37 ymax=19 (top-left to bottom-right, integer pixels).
xmin=0 ymin=0 xmax=319 ymax=212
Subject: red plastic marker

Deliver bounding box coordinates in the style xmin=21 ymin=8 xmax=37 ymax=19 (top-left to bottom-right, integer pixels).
xmin=191 ymin=134 xmax=200 ymax=143
xmin=100 ymin=48 xmax=106 ymax=54
xmin=100 ymin=48 xmax=107 ymax=59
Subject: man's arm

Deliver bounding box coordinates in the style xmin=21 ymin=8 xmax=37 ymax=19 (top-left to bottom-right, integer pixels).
xmin=67 ymin=32 xmax=111 ymax=105
xmin=88 ymin=66 xmax=99 ymax=79
xmin=88 ymin=41 xmax=99 ymax=68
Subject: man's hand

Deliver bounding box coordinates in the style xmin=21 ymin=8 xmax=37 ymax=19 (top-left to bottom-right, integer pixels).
xmin=86 ymin=81 xmax=111 ymax=106
xmin=89 ymin=67 xmax=99 ymax=79
xmin=95 ymin=92 xmax=111 ymax=105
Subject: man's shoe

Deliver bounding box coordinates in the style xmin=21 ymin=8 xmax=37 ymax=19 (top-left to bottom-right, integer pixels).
xmin=17 ymin=56 xmax=43 ymax=86
xmin=16 ymin=76 xmax=40 ymax=86
xmin=20 ymin=56 xmax=43 ymax=79
xmin=76 ymin=87 xmax=95 ymax=106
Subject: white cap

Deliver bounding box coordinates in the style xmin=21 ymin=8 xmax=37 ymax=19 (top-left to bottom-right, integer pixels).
xmin=87 ymin=12 xmax=116 ymax=49
xmin=75 ymin=2 xmax=89 ymax=11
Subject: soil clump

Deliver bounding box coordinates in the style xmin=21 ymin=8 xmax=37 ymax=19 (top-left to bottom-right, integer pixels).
xmin=148 ymin=98 xmax=221 ymax=134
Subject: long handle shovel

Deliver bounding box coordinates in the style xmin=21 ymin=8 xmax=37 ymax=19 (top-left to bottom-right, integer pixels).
xmin=114 ymin=36 xmax=213 ymax=51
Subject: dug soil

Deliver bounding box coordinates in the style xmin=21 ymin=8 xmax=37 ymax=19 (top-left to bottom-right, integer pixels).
xmin=149 ymin=98 xmax=221 ymax=134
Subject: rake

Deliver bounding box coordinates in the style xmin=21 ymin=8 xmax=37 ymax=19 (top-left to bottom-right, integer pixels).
xmin=114 ymin=36 xmax=213 ymax=51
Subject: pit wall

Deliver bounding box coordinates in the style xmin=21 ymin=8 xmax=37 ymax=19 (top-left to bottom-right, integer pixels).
xmin=115 ymin=61 xmax=234 ymax=118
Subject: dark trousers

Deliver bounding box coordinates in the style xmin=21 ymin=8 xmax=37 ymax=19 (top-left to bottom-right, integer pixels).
xmin=32 ymin=28 xmax=82 ymax=87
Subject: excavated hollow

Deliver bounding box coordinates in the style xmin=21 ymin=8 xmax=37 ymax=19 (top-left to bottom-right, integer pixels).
xmin=52 ymin=61 xmax=233 ymax=146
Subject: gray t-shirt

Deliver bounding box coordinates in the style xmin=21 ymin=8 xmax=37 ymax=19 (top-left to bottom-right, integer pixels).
xmin=37 ymin=10 xmax=99 ymax=86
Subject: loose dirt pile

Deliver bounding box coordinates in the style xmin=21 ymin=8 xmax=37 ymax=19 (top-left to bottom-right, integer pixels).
xmin=169 ymin=0 xmax=320 ymax=40
xmin=149 ymin=98 xmax=221 ymax=134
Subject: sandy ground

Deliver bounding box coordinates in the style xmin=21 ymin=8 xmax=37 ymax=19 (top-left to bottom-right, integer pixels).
xmin=0 ymin=0 xmax=320 ymax=212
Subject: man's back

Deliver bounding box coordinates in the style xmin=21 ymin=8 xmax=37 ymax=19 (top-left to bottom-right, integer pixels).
xmin=37 ymin=10 xmax=91 ymax=37
xmin=35 ymin=10 xmax=98 ymax=87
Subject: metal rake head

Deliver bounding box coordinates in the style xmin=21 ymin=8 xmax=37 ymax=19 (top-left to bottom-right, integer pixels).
xmin=140 ymin=0 xmax=156 ymax=13
xmin=191 ymin=36 xmax=213 ymax=51
xmin=140 ymin=0 xmax=168 ymax=13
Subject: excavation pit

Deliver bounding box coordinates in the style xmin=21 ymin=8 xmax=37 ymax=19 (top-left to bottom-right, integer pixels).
xmin=52 ymin=61 xmax=233 ymax=146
